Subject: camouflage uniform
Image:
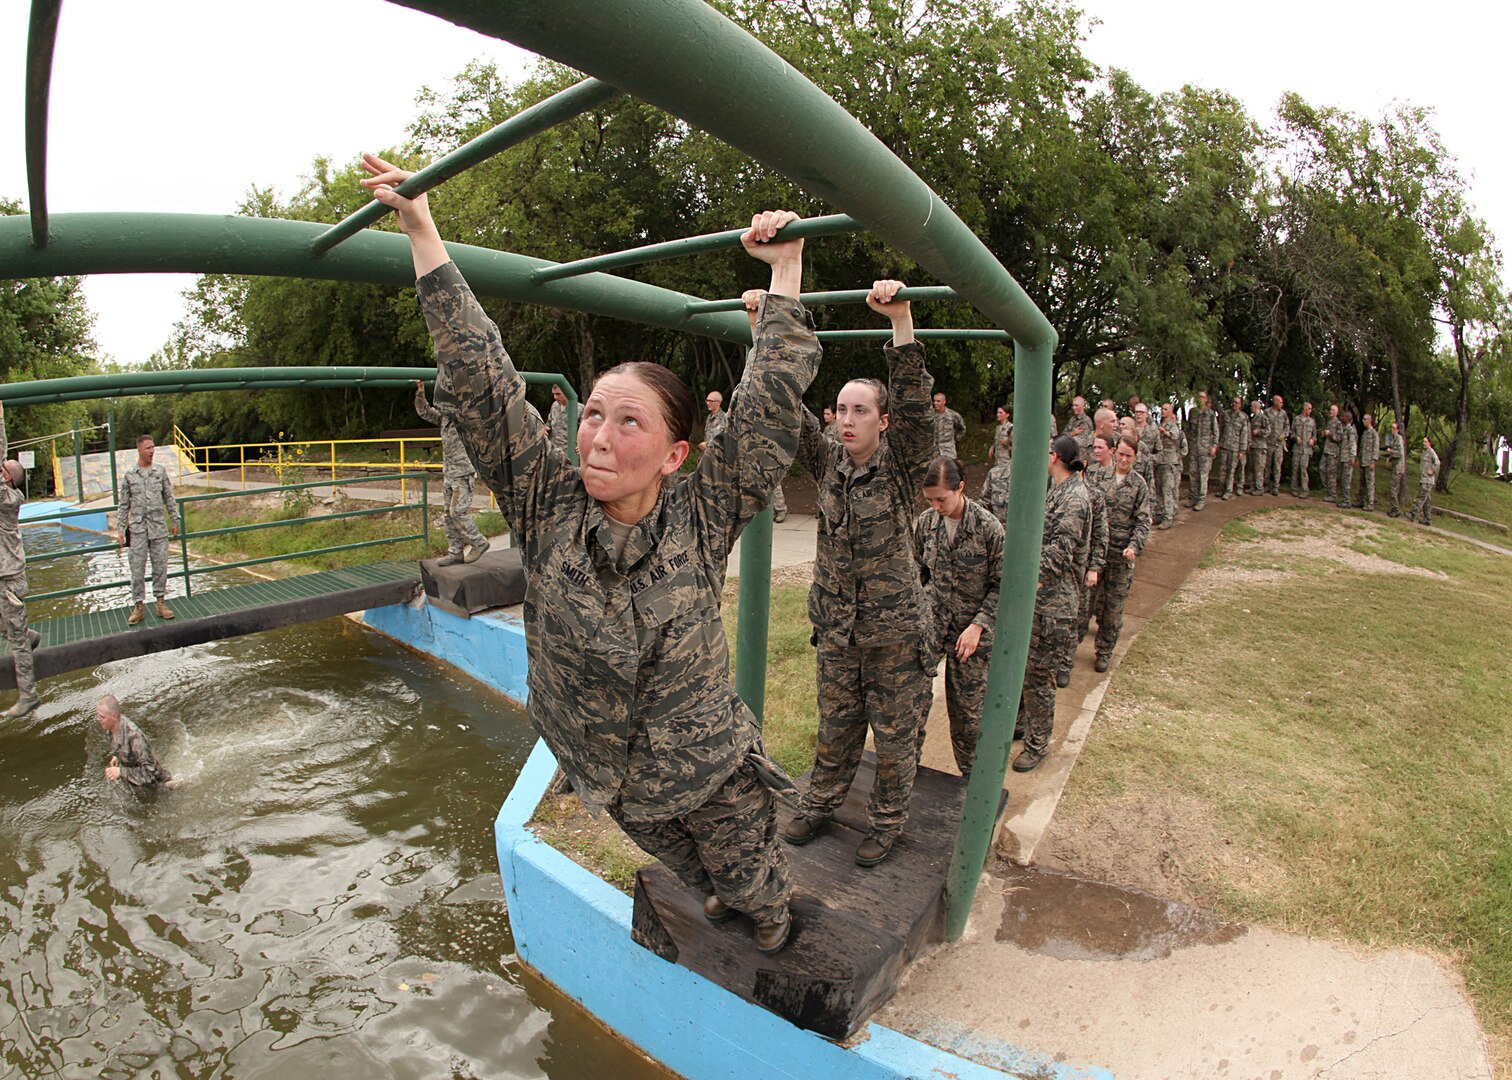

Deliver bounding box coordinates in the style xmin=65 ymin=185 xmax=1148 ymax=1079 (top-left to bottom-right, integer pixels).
xmin=1154 ymin=415 xmax=1182 ymax=525
xmin=1410 ymin=444 xmax=1439 ymax=524
xmin=118 ymin=462 xmax=179 ymax=605
xmin=1322 ymin=415 xmax=1344 ymax=502
xmin=110 ymin=715 xmax=172 ymax=787
xmin=1063 ymin=463 xmax=1109 ymax=681
xmin=1217 ymin=407 xmax=1249 ymax=499
xmin=416 ymin=385 xmax=490 ymax=559
xmin=1290 ymin=412 xmax=1317 ymax=496
xmin=1135 ymin=421 xmax=1158 ymax=492
xmin=417 ymin=262 xmax=819 ymax=923
xmin=1338 ymin=421 xmax=1358 ymax=508
xmin=992 ymin=419 xmax=1013 ymax=461
xmin=1265 ymin=405 xmax=1289 ymax=494
xmin=1358 ymin=424 xmax=1380 ymax=510
xmin=1246 ymin=408 xmax=1270 ymax=495
xmin=1064 ymin=412 xmax=1095 ymax=462
xmin=1187 ymin=405 xmax=1219 ymax=508
xmin=1049 ymin=413 xmax=1059 ymax=439
xmin=933 ymin=406 xmax=966 ymax=460
xmin=1090 ymin=467 xmax=1152 ymax=666
xmin=1 ymin=421 xmax=38 ymax=711
xmin=724 ymin=360 xmax=787 ymax=520
xmin=915 ymin=498 xmax=1003 ymax=774
xmin=797 ymin=340 xmax=935 ymax=842
xmin=1017 ymin=473 xmax=1092 ymax=758
xmin=548 ymin=399 xmax=569 ymax=454
xmin=824 ymin=419 xmax=841 ymax=443
xmin=1385 ymin=430 xmax=1407 ymax=515
xmin=982 ymin=460 xmax=1012 ymax=524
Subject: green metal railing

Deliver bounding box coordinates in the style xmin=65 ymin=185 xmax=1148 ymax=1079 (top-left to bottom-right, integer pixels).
xmin=23 ymin=472 xmax=431 ymax=603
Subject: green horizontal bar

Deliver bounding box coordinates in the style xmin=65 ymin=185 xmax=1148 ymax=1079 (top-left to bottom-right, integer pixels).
xmin=312 ymin=77 xmax=621 ymax=255
xmin=184 ymin=533 xmax=424 ymax=576
xmin=183 ymin=502 xmax=418 ymax=541
xmin=814 ymin=329 xmax=1010 ymax=341
xmin=529 ymin=213 xmax=862 ymax=284
xmin=29 ymin=577 xmax=134 ymax=603
xmin=685 ymin=285 xmax=960 ymax=315
xmin=23 ymin=502 xmax=119 ymax=524
xmin=26 ymin=540 xmax=120 ymax=565
xmin=176 ymin=471 xmax=419 ymax=505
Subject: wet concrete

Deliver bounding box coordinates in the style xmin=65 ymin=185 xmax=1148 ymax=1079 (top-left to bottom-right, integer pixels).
xmin=995 ymin=865 xmax=1245 ymax=963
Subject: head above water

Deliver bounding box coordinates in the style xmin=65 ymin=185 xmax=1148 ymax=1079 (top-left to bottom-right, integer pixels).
xmin=578 ymin=362 xmax=696 ymax=521
xmin=837 ymin=378 xmax=890 ymax=464
xmin=96 ymin=694 xmax=122 ymax=733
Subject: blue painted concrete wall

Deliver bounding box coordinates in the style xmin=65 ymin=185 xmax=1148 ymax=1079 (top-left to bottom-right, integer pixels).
xmin=21 ymin=499 xmax=109 ymax=534
xmin=361 ymin=598 xmax=529 ymax=705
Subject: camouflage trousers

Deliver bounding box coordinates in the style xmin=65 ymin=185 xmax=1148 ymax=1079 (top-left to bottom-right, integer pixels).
xmin=1135 ymin=459 xmax=1155 ymax=498
xmin=1410 ymin=483 xmax=1433 ymax=524
xmin=1291 ymin=447 xmax=1313 ymax=496
xmin=925 ymin=627 xmax=992 ymax=775
xmin=1390 ymin=470 xmax=1408 ymax=514
xmin=1217 ymin=449 xmax=1243 ymax=497
xmin=1062 ymin=580 xmax=1095 ymax=679
xmin=1360 ymin=465 xmax=1377 ymax=510
xmin=1017 ymin=611 xmax=1071 ymax=756
xmin=1188 ymin=449 xmax=1214 ymax=506
xmin=1247 ymin=446 xmax=1269 ymax=494
xmin=1338 ymin=461 xmax=1356 ymax=508
xmin=443 ymin=477 xmax=488 ymax=556
xmin=1154 ymin=463 xmax=1179 ymax=524
xmin=770 ymin=481 xmax=787 ymax=519
xmin=1268 ymin=444 xmax=1286 ymax=493
xmin=1 ymin=573 xmax=36 ymax=704
xmin=799 ymin=640 xmax=931 ymax=840
xmin=1321 ymin=452 xmax=1340 ymax=501
xmin=612 ymin=761 xmax=791 ymax=923
xmin=1093 ymin=557 xmax=1135 ymax=662
xmin=128 ymin=535 xmax=171 ymax=603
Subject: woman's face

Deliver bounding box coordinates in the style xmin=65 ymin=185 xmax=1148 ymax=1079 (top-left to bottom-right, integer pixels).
xmin=923 ymin=482 xmax=965 ymax=519
xmin=577 ymin=371 xmax=688 ymax=506
xmin=836 ymin=381 xmax=888 ymax=462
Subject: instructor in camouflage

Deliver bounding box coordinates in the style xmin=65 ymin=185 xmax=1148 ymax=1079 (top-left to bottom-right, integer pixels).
xmin=117 ymin=435 xmax=179 ymax=626
xmin=415 ymin=379 xmax=492 ymax=565
xmin=931 ymin=392 xmax=966 ymax=460
xmin=1290 ymin=402 xmax=1317 ymax=497
xmin=365 ymin=154 xmax=816 ymax=954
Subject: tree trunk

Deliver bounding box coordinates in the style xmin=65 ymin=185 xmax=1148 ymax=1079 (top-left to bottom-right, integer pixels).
xmin=571 ymin=314 xmax=597 ymax=396
xmin=1443 ymin=322 xmax=1472 ymax=493
xmin=1385 ymin=339 xmax=1403 ymax=431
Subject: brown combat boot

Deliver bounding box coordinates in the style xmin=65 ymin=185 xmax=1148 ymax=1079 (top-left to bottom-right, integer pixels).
xmin=463 ymin=540 xmax=491 ymax=564
xmin=703 ymin=894 xmax=737 ymax=924
xmin=156 ymin=599 xmax=176 ymax=620
xmin=436 ymin=552 xmax=464 ymax=566
xmin=855 ymin=834 xmax=894 ymax=867
xmin=127 ymin=603 xmax=145 ymax=626
xmin=781 ymin=815 xmax=826 ymax=846
xmin=753 ymin=909 xmax=792 ymax=955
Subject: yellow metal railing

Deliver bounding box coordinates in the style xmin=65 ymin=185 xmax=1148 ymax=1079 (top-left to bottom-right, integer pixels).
xmin=171 ymin=428 xmax=497 ymax=508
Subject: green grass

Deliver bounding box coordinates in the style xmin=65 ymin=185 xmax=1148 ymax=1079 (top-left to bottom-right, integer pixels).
xmin=182 ymin=496 xmax=451 ymax=572
xmin=1061 ymin=508 xmax=1512 ymax=1044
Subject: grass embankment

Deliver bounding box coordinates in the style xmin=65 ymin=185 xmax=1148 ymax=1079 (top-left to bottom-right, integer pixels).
xmin=531 ymin=576 xmax=821 ymax=892
xmin=1433 ymin=470 xmax=1512 ymax=548
xmin=1052 ymin=507 xmax=1512 ymax=1057
xmin=180 ymin=488 xmax=506 ymax=574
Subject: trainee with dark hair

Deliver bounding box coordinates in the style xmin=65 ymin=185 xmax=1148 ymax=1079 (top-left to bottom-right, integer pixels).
xmin=914 ymin=456 xmax=1003 ymax=774
xmin=363 ymin=153 xmax=820 ymax=955
xmin=1086 ymin=433 xmax=1151 ymax=673
xmin=784 ymin=279 xmax=937 ymax=868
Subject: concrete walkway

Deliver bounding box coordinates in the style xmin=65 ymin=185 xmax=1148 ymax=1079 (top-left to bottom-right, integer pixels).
xmin=892 ymin=489 xmax=1495 ymax=1079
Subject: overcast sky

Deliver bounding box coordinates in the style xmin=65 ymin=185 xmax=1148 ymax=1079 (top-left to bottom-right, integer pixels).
xmin=2 ymin=0 xmax=1508 ymax=365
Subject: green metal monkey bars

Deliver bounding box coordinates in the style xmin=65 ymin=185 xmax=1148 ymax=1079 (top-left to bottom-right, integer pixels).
xmin=8 ymin=0 xmax=1055 ymax=941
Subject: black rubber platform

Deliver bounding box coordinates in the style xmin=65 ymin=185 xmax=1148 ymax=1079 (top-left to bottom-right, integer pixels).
xmin=1 ymin=560 xmax=422 ymax=690
xmin=420 ymin=547 xmax=525 ymax=618
xmin=631 ymin=753 xmax=1002 ymax=1040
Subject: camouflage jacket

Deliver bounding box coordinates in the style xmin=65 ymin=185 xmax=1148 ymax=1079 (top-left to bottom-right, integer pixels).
xmin=914 ymin=497 xmax=1004 ymax=651
xmin=1083 ymin=463 xmax=1112 ymax=573
xmin=824 ymin=419 xmax=840 ymax=443
xmin=1064 ymin=412 xmax=1095 ymax=456
xmin=548 ymin=399 xmax=569 ymax=453
xmin=1189 ymin=407 xmax=1219 ymax=450
xmin=801 ymin=341 xmax=934 ymax=649
xmin=415 ymin=385 xmax=477 ymax=480
xmin=1093 ymin=467 xmax=1152 ymax=559
xmin=1323 ymin=417 xmax=1344 ymax=456
xmin=1340 ymin=423 xmax=1358 ymax=462
xmin=1039 ymin=473 xmax=1093 ymax=617
xmin=1419 ymin=445 xmax=1440 ymax=484
xmin=1385 ymin=431 xmax=1406 ymax=473
xmin=933 ymin=407 xmax=966 ymax=459
xmin=1135 ymin=422 xmax=1159 ymax=478
xmin=417 ymin=262 xmax=819 ymax=821
xmin=1156 ymin=417 xmax=1182 ymax=465
xmin=993 ymin=419 xmax=1012 ymax=457
xmin=1049 ymin=413 xmax=1059 ymax=438
xmin=0 ymin=419 xmax=23 ymax=578
xmin=1359 ymin=426 xmax=1380 ymax=465
xmin=1292 ymin=413 xmax=1317 ymax=449
xmin=1248 ymin=411 xmax=1269 ymax=453
xmin=703 ymin=408 xmax=728 ymax=445
xmin=1266 ymin=406 xmax=1290 ymax=447
xmin=111 ymin=716 xmax=171 ymax=787
xmin=1219 ymin=409 xmax=1250 ymax=452
xmin=982 ymin=460 xmax=1012 ymax=524
xmin=117 ymin=463 xmax=179 ymax=540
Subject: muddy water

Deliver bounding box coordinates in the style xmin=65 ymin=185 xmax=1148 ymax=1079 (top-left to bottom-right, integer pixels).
xmin=0 ymin=526 xmax=668 ymax=1078
xmin=995 ymin=863 xmax=1245 ymax=962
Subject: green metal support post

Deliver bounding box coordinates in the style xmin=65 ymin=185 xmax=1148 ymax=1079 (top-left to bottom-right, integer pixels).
xmin=107 ymin=409 xmax=118 ymax=503
xmin=732 ymin=507 xmax=774 ymax=719
xmin=420 ymin=472 xmax=430 ymax=549
xmin=71 ymin=422 xmax=82 ymax=501
xmin=178 ymin=496 xmax=192 ymax=597
xmin=25 ymin=0 xmax=63 ymax=250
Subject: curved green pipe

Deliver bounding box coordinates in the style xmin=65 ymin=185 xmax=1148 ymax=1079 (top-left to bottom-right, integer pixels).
xmin=0 ymin=213 xmax=751 ymax=346
xmin=25 ymin=0 xmax=64 ymax=249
